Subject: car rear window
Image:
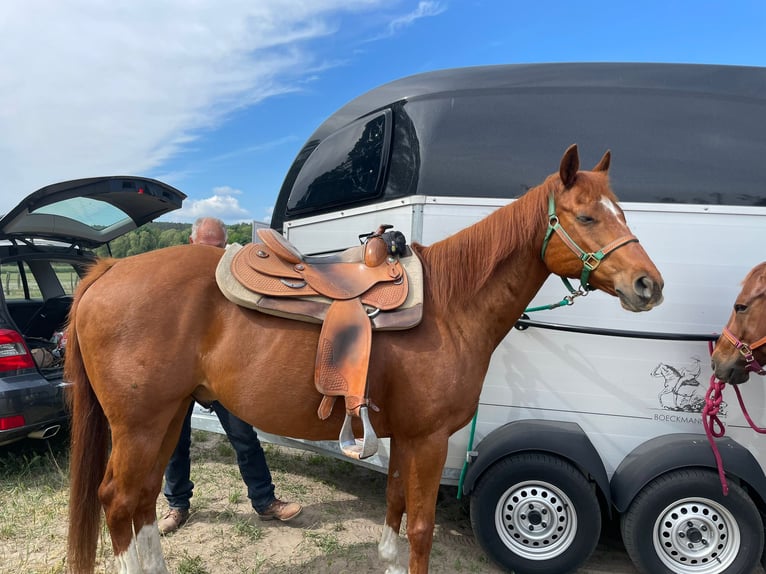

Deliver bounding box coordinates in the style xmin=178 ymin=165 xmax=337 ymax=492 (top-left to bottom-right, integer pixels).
xmin=33 ymin=197 xmax=131 ymax=229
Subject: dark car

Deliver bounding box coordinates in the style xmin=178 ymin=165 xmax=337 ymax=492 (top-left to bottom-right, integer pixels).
xmin=0 ymin=176 xmax=185 ymax=446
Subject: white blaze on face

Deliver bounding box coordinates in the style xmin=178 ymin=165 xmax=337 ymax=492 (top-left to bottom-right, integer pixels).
xmin=600 ymin=196 xmax=629 ymax=230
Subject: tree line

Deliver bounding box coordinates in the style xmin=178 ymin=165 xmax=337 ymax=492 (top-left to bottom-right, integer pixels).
xmin=94 ymin=222 xmax=254 ymax=258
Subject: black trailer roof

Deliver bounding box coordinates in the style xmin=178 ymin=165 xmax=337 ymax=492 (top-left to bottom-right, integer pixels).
xmin=273 ymin=63 xmax=766 ymax=229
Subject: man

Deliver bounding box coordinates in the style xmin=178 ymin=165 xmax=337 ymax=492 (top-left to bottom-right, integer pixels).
xmin=158 ymin=216 xmax=301 ymax=534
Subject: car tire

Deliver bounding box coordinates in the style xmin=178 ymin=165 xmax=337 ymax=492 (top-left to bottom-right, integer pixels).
xmin=621 ymin=468 xmax=763 ymax=574
xmin=469 ymin=452 xmax=602 ymax=574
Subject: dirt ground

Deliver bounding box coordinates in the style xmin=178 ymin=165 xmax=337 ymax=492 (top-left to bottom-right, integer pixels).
xmin=151 ymin=432 xmax=640 ymax=574
xmin=6 ymin=429 xmax=766 ymax=574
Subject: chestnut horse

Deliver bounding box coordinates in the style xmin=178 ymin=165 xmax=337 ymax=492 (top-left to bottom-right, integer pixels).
xmin=65 ymin=145 xmax=663 ymax=574
xmin=712 ymin=261 xmax=766 ymax=384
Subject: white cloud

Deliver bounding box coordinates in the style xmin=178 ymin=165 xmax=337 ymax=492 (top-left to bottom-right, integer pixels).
xmin=172 ymin=187 xmax=250 ymax=223
xmin=0 ymin=0 xmax=387 ymax=214
xmin=387 ymin=1 xmax=446 ymax=35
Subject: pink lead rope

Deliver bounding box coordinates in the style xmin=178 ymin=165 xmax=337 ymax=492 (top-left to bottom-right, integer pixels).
xmin=703 ymin=339 xmax=766 ymax=496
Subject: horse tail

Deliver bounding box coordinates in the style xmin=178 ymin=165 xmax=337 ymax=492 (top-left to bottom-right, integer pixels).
xmin=64 ymin=259 xmax=116 ymax=574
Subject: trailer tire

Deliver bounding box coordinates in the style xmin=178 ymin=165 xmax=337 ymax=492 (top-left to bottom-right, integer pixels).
xmin=470 ymin=452 xmax=601 ymax=574
xmin=621 ymin=468 xmax=763 ymax=574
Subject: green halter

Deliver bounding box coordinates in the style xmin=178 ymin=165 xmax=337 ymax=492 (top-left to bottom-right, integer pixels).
xmin=541 ymin=193 xmax=638 ymax=291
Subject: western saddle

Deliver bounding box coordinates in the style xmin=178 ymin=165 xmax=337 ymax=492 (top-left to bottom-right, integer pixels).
xmin=216 ymin=225 xmax=423 ymax=459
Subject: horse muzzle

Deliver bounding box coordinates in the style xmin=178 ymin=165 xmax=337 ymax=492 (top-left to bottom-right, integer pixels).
xmin=711 ymin=355 xmax=751 ymax=385
xmin=615 ymin=274 xmax=664 ymax=312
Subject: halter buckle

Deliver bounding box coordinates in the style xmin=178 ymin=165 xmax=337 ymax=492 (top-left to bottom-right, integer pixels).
xmin=581 ymin=253 xmax=602 ymax=271
xmin=739 ymin=344 xmax=755 ymax=362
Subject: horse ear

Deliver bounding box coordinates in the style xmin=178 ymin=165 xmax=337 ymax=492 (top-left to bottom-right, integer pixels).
xmin=559 ymin=144 xmax=579 ymax=188
xmin=593 ymin=150 xmax=611 ymax=172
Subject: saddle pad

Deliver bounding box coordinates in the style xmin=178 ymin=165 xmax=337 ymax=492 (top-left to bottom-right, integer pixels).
xmin=216 ymin=243 xmax=424 ymax=331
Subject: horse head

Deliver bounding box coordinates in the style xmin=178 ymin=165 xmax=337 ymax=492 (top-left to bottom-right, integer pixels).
xmin=711 ymin=261 xmax=766 ymax=384
xmin=541 ymin=144 xmax=664 ymax=312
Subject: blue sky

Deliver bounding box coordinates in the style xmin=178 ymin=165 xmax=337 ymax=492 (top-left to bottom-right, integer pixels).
xmin=1 ymin=1 xmax=764 ymax=224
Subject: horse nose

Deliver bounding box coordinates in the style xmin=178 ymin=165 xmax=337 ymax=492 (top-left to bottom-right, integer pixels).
xmin=710 ymin=356 xmax=731 ymax=382
xmin=634 ymin=275 xmax=662 ymax=304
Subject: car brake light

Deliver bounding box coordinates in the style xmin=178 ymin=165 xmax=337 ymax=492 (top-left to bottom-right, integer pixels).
xmin=0 ymin=415 xmax=25 ymax=430
xmin=0 ymin=329 xmax=35 ymax=371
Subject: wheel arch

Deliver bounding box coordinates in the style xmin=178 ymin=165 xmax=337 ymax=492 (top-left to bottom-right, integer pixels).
xmin=461 ymin=419 xmax=611 ymax=507
xmin=611 ymin=433 xmax=766 ymax=513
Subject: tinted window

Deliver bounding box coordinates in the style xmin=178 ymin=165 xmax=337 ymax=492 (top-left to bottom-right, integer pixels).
xmin=286 ymin=111 xmax=391 ymax=215
xmin=1 ymin=260 xmax=82 ymax=300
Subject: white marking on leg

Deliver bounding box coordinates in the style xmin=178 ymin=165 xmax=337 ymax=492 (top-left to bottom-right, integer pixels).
xmin=378 ymin=523 xmax=399 ymax=561
xmin=379 ymin=523 xmax=407 ymax=573
xmin=115 ymin=536 xmax=142 ymax=574
xmin=136 ymin=522 xmax=169 ymax=574
xmin=115 ymin=522 xmax=170 ymax=574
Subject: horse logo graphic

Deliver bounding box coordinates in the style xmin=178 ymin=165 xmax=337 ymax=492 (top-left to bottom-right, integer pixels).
xmin=651 ymin=357 xmax=716 ymax=413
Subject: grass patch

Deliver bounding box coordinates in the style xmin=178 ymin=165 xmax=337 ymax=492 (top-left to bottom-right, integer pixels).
xmin=233 ymin=518 xmax=264 ymax=541
xmin=177 ymin=551 xmax=210 ymax=574
xmin=304 ymin=531 xmax=341 ymax=554
xmin=0 ymin=430 xmax=523 ymax=574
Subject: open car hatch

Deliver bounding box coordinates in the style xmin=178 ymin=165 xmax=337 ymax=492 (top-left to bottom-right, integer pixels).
xmin=0 ymin=176 xmax=186 ymax=247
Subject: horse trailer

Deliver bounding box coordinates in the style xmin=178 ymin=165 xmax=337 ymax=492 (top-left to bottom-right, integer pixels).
xmin=193 ymin=63 xmax=766 ymax=574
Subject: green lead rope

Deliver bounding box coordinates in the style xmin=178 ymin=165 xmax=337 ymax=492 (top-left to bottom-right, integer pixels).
xmin=456 ymin=284 xmax=586 ymax=499
xmin=457 ymin=406 xmax=479 ymax=500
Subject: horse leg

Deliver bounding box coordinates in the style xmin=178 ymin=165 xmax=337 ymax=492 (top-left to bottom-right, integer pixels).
xmin=378 ymin=433 xmax=448 ymax=573
xmin=399 ymin=433 xmax=449 ymax=574
xmin=131 ymin=401 xmax=193 ymax=573
xmin=100 ymin=403 xmax=190 ymax=573
xmin=379 ymin=437 xmax=407 ymax=574
xmin=122 ymin=458 xmax=171 ymax=574
xmin=101 ymin=441 xmax=171 ymax=573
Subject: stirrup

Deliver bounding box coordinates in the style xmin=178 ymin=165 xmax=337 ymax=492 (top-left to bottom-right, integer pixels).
xmin=339 ymin=406 xmax=379 ymax=460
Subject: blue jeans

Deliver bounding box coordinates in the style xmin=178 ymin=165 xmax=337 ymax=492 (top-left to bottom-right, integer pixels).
xmin=163 ymin=402 xmax=276 ymax=513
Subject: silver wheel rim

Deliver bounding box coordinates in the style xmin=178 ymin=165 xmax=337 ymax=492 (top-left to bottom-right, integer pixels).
xmin=652 ymin=496 xmax=741 ymax=573
xmin=494 ymin=479 xmax=578 ymax=560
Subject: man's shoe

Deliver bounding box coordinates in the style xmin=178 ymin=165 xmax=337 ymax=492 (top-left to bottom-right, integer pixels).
xmin=258 ymin=499 xmax=302 ymax=522
xmin=158 ymin=507 xmax=190 ymax=534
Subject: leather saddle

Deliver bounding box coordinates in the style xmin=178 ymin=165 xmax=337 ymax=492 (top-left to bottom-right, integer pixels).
xmin=216 ymin=225 xmax=423 ymax=459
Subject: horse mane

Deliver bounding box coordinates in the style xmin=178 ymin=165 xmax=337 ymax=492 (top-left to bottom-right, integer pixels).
xmin=414 ymin=175 xmax=556 ymax=309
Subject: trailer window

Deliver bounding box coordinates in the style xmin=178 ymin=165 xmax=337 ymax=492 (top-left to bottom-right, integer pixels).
xmin=286 ymin=110 xmax=391 ymax=215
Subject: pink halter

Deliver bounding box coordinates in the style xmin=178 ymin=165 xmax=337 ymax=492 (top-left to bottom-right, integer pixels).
xmin=721 ymin=327 xmax=766 ymax=375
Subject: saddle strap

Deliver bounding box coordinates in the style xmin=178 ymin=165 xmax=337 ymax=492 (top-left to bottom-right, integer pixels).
xmin=314 ymin=298 xmax=372 ymax=418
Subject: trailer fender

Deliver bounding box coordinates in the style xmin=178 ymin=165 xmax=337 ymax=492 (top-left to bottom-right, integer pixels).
xmin=461 ymin=419 xmax=611 ymax=505
xmin=611 ymin=433 xmax=766 ymax=513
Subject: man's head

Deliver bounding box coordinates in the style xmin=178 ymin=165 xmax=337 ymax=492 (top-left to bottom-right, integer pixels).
xmin=190 ymin=217 xmax=227 ymax=248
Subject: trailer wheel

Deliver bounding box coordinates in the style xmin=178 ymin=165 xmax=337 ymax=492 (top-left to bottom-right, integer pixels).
xmin=470 ymin=452 xmax=601 ymax=574
xmin=621 ymin=468 xmax=763 ymax=574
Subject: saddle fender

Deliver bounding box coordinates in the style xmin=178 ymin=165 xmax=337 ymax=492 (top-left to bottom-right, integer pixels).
xmin=461 ymin=419 xmax=611 ymax=509
xmin=610 ymin=433 xmax=766 ymax=513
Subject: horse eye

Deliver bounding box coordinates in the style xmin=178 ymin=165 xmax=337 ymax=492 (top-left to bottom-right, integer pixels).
xmin=734 ymin=303 xmax=748 ymax=313
xmin=576 ymin=214 xmax=594 ymax=224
